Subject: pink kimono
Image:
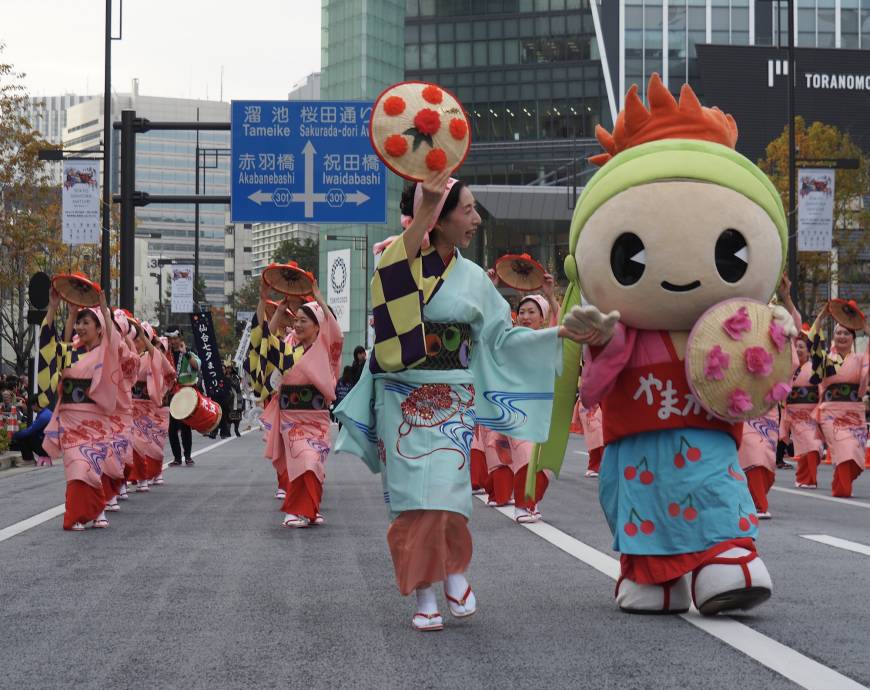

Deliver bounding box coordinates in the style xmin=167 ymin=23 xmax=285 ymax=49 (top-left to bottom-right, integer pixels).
xmin=259 ymin=306 xmax=343 ymax=518
xmin=132 ymin=348 xmax=176 ymax=479
xmin=579 ymin=402 xmax=604 ymax=473
xmin=781 ymin=360 xmax=822 ymax=457
xmin=818 ymin=348 xmax=868 ymax=495
xmin=41 ymin=313 xmax=122 ymax=528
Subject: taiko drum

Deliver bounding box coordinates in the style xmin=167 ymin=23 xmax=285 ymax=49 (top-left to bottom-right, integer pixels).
xmin=169 ymin=387 xmax=222 ymax=433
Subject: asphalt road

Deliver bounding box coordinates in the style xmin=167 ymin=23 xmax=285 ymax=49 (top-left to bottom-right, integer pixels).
xmin=1 ymin=429 xmax=869 ymax=690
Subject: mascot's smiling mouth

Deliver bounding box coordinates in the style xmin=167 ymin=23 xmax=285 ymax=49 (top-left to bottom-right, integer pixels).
xmin=661 ymin=280 xmax=701 ymax=292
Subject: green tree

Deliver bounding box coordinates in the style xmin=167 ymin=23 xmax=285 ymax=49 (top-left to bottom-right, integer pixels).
xmin=759 ymin=117 xmax=870 ymax=320
xmin=272 ymin=236 xmax=319 ymax=280
xmin=0 ymin=46 xmax=61 ymax=375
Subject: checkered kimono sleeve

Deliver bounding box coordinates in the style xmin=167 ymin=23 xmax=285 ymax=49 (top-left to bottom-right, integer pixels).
xmin=36 ymin=317 xmax=73 ymax=409
xmin=244 ymin=315 xmax=270 ymax=400
xmin=369 ymin=239 xmax=455 ymax=374
xmin=808 ymin=328 xmax=840 ymax=384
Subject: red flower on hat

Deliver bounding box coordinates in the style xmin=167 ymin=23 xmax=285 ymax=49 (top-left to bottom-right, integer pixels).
xmin=449 ymin=118 xmax=467 ymax=140
xmin=426 ymin=148 xmax=447 ymax=171
xmin=384 ymin=96 xmax=406 ymax=116
xmin=384 ymin=134 xmax=408 ymax=158
xmin=422 ymin=85 xmax=443 ymax=104
xmin=413 ymin=108 xmax=441 ymax=136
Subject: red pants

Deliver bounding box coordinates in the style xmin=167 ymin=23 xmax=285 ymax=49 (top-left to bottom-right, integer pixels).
xmin=485 ymin=466 xmax=513 ymax=505
xmin=865 ymin=447 xmax=870 ymax=470
xmin=588 ymin=447 xmax=603 ymax=473
xmin=513 ymin=465 xmax=549 ymax=510
xmin=144 ymin=455 xmax=163 ymax=480
xmin=832 ymin=460 xmax=862 ymax=498
xmin=795 ymin=451 xmax=820 ymax=486
xmin=276 ymin=467 xmax=289 ymax=492
xmin=130 ymin=450 xmax=149 ymax=482
xmin=745 ymin=467 xmax=774 ymax=513
xmin=100 ymin=474 xmax=123 ymax=502
xmin=281 ymin=471 xmax=322 ymax=521
xmin=63 ymin=480 xmax=105 ymax=530
xmin=469 ymin=449 xmax=488 ymax=491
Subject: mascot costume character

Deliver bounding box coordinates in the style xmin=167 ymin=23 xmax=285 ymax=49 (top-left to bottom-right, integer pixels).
xmin=533 ymin=74 xmax=797 ymax=616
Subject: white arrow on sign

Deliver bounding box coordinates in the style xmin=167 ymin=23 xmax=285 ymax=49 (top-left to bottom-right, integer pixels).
xmin=248 ymin=190 xmax=273 ymax=205
xmin=346 ymin=191 xmax=370 ymax=205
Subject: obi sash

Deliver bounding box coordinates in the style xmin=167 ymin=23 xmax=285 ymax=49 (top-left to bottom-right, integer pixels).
xmin=414 ymin=321 xmax=472 ymax=371
xmin=823 ymin=382 xmax=861 ymax=403
xmin=787 ymin=384 xmax=819 ymax=406
xmin=279 ymin=384 xmax=326 ymax=411
xmin=132 ymin=380 xmax=149 ymax=401
xmin=61 ymin=377 xmax=95 ymax=405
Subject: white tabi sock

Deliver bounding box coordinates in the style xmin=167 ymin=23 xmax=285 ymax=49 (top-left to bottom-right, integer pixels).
xmin=415 ymin=586 xmax=438 ymax=615
xmin=445 ymin=573 xmax=469 ymax=598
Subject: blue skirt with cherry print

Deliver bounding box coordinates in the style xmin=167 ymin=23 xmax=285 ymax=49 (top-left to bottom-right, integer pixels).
xmin=599 ymin=428 xmax=758 ymax=556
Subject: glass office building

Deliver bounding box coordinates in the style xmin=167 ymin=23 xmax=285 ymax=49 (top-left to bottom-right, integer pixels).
xmin=320 ymin=0 xmax=406 ymax=355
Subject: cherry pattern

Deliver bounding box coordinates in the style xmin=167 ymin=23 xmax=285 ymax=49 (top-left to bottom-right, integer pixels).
xmin=667 ymin=493 xmax=699 ymax=521
xmin=623 ymin=507 xmax=655 ymax=536
xmin=673 ymin=436 xmax=702 ymax=468
xmin=737 ymin=504 xmax=759 ymax=532
xmin=624 ymin=457 xmax=654 ymax=485
xmin=727 ymin=463 xmax=747 ymax=482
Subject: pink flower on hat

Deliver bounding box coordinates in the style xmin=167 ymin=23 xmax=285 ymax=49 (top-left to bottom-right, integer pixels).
xmin=723 ymin=306 xmax=752 ymax=340
xmin=727 ymin=389 xmax=754 ymax=417
xmin=769 ymin=320 xmax=787 ymax=352
xmin=704 ymin=345 xmax=730 ymax=381
xmin=764 ymin=382 xmax=792 ymax=404
xmin=744 ymin=346 xmax=774 ymax=376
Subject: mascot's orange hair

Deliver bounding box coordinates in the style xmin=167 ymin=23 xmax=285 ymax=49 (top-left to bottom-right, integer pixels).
xmin=589 ymin=73 xmax=738 ymax=167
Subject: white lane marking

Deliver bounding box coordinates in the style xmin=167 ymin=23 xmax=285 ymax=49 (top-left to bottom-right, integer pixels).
xmin=800 ymin=534 xmax=870 ymax=557
xmin=573 ymin=450 xmax=590 ymax=456
xmin=477 ymin=496 xmax=868 ymax=690
xmin=0 ymin=431 xmax=253 ymax=544
xmin=771 ymin=486 xmax=870 ymax=510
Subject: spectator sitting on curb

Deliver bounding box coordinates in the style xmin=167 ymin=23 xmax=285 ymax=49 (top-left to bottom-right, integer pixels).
xmin=11 ymin=397 xmax=54 ymax=467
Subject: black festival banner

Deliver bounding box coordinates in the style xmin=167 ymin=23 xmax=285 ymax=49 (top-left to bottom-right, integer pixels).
xmin=190 ymin=309 xmax=227 ymax=401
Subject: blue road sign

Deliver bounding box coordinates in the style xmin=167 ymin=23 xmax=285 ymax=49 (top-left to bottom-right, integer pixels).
xmin=230 ymin=100 xmax=387 ymax=224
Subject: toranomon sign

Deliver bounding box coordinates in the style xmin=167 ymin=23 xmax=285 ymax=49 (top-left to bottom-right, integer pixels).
xmin=803 ymin=72 xmax=870 ymax=91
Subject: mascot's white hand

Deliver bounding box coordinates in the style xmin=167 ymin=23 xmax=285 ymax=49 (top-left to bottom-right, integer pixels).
xmin=560 ymin=305 xmax=620 ymax=346
xmin=771 ymin=305 xmax=799 ymax=339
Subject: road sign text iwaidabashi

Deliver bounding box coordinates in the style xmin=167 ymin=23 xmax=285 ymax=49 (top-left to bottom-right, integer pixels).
xmin=231 ymin=100 xmax=387 ymax=224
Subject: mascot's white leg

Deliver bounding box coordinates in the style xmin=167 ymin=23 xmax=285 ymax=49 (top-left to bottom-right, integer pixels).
xmin=615 ymin=575 xmax=690 ymax=614
xmin=691 ymin=547 xmax=772 ymax=616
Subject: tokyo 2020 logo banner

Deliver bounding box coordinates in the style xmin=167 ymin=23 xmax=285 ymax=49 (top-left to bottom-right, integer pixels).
xmin=327 ymin=248 xmax=351 ymax=332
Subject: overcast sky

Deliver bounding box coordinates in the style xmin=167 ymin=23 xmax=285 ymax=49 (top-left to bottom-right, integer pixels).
xmin=2 ymin=0 xmax=322 ymax=101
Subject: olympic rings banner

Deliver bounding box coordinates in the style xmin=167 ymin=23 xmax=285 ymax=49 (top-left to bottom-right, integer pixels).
xmin=327 ymin=248 xmax=351 ymax=332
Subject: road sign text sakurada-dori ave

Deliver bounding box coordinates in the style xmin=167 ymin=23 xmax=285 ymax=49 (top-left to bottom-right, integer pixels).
xmin=230 ymin=100 xmax=387 ymax=224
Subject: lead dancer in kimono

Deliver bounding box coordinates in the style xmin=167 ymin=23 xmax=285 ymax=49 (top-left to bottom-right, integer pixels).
xmin=810 ymin=303 xmax=870 ymax=497
xmin=40 ymin=286 xmax=120 ymax=531
xmin=335 ymin=169 xmax=580 ymax=631
xmin=249 ymin=281 xmax=342 ymax=528
xmin=131 ymin=322 xmax=176 ymax=489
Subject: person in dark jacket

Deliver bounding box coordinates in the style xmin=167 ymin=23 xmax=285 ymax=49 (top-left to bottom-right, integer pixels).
xmin=348 ymin=346 xmax=367 ymax=385
xmin=11 ymin=398 xmax=54 ymax=465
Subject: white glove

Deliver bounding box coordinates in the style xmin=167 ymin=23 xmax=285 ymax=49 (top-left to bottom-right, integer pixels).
xmin=771 ymin=305 xmax=799 ymax=339
xmin=561 ymin=305 xmax=621 ymax=346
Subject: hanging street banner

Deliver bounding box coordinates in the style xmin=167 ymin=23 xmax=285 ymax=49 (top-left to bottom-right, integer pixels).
xmin=171 ymin=264 xmax=194 ymax=313
xmin=327 ymin=248 xmax=352 ymax=332
xmin=797 ymin=168 xmax=835 ymax=252
xmin=190 ymin=309 xmax=227 ymax=401
xmin=230 ymin=100 xmax=387 ymax=224
xmin=61 ymin=161 xmax=100 ymax=245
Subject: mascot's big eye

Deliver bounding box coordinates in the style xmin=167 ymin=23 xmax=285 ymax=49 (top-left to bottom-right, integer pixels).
xmin=715 ymin=228 xmax=749 ymax=283
xmin=610 ymin=232 xmax=646 ymax=286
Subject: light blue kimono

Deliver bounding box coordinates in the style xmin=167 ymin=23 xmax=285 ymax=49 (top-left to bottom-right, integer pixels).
xmin=334 ymin=250 xmax=562 ymax=520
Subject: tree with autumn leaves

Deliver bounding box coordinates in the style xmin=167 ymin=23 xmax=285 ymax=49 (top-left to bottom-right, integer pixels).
xmin=758 ymin=117 xmax=870 ymax=320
